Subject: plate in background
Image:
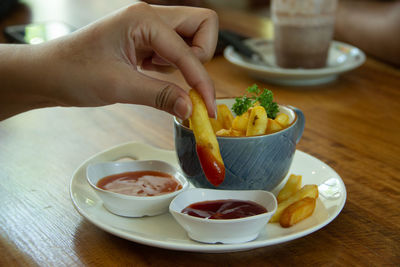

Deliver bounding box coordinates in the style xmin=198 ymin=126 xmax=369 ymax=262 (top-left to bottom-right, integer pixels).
xmin=224 ymin=39 xmax=365 ymax=86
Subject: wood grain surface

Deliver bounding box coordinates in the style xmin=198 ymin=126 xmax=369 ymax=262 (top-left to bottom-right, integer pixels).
xmin=0 ymin=1 xmax=399 ymax=266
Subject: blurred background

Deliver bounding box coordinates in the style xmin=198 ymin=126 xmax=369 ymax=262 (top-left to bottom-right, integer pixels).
xmin=1 ymin=0 xmax=399 ymax=65
xmin=0 ymin=0 xmax=273 ymax=44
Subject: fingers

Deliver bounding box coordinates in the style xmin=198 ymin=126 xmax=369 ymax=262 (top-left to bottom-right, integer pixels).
xmin=117 ymin=69 xmax=192 ymax=120
xmin=143 ymin=19 xmax=216 ymax=117
xmin=75 ymin=3 xmax=218 ymax=118
xmin=175 ymin=9 xmax=219 ymax=63
xmin=141 ymin=57 xmax=175 ymax=73
xmin=154 ymin=6 xmax=219 ymax=63
xmin=139 ymin=5 xmax=218 ymax=117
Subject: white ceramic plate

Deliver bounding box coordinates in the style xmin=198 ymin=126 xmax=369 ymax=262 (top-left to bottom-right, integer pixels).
xmin=70 ymin=142 xmax=346 ymax=253
xmin=224 ymin=39 xmax=365 ymax=86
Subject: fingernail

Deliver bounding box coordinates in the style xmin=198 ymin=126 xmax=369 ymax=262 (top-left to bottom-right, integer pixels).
xmin=174 ymin=97 xmax=191 ymax=120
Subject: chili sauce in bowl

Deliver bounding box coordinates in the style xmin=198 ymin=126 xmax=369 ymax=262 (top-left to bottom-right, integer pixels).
xmin=87 ymin=160 xmax=188 ymax=217
xmin=169 ymin=188 xmax=277 ymax=244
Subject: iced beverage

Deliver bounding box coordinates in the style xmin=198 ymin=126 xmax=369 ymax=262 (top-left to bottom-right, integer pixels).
xmin=272 ymin=0 xmax=337 ymax=69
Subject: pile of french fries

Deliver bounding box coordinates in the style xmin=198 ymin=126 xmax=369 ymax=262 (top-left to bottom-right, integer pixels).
xmin=270 ymin=174 xmax=319 ymax=228
xmin=208 ymin=103 xmax=290 ymax=137
xmin=186 ymin=91 xmax=293 ymax=187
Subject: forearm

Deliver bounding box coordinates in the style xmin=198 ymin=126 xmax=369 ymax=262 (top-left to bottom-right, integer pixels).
xmin=0 ymin=44 xmax=59 ymax=120
xmin=0 ymin=3 xmax=218 ymax=121
xmin=335 ymin=0 xmax=400 ymax=66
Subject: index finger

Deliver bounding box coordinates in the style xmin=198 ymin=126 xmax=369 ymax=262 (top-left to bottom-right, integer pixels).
xmin=146 ymin=16 xmax=216 ymax=117
xmin=158 ymin=6 xmax=219 ymax=63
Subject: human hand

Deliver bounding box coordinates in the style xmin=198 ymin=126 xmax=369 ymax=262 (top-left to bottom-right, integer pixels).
xmin=40 ymin=3 xmax=218 ymax=119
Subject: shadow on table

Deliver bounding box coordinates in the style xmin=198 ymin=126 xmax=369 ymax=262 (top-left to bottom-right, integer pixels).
xmin=0 ymin=235 xmax=40 ymax=266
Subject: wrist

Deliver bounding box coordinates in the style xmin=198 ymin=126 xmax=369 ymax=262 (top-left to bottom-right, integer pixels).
xmin=0 ymin=44 xmax=60 ymax=119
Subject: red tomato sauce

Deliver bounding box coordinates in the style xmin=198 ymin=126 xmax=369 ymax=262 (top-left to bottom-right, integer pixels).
xmin=97 ymin=171 xmax=182 ymax=197
xmin=196 ymin=144 xmax=225 ymax=186
xmin=181 ymin=199 xmax=267 ymax=219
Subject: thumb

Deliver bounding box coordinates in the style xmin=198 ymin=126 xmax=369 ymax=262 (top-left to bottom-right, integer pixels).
xmin=119 ymin=71 xmax=192 ymax=120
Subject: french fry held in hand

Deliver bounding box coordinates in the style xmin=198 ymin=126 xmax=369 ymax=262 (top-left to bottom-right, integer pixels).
xmin=270 ymin=184 xmax=319 ymax=223
xmin=246 ymin=106 xmax=269 ymax=136
xmin=279 ymin=197 xmax=316 ymax=228
xmin=189 ymin=89 xmax=225 ymax=186
xmin=277 ymin=174 xmax=302 ymax=203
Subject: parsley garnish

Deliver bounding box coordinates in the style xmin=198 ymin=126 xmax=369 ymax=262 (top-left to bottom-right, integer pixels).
xmin=232 ymin=84 xmax=279 ymax=119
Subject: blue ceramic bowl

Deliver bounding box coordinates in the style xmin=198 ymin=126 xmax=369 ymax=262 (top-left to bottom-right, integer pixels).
xmin=174 ymin=98 xmax=305 ymax=190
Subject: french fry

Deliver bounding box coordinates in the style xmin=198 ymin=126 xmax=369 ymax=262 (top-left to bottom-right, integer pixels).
xmin=266 ymin=118 xmax=283 ymax=134
xmin=217 ymin=104 xmax=234 ymax=130
xmin=210 ymin=118 xmax=223 ymax=133
xmin=277 ymin=174 xmax=302 ymax=203
xmin=230 ymin=129 xmax=244 ymax=137
xmin=216 ymin=128 xmax=245 ymax=137
xmin=270 ymin=184 xmax=319 ymax=223
xmin=189 ymin=90 xmax=225 ymax=186
xmin=216 ymin=128 xmax=231 ymax=137
xmin=246 ymin=106 xmax=269 ymax=136
xmin=275 ymin=113 xmax=290 ymax=127
xmin=232 ymin=111 xmax=250 ymax=132
xmin=279 ymin=197 xmax=316 ymax=228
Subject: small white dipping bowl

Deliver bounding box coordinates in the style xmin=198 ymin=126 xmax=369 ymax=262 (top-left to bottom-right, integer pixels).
xmin=169 ymin=188 xmax=277 ymax=244
xmin=86 ymin=160 xmax=189 ymax=217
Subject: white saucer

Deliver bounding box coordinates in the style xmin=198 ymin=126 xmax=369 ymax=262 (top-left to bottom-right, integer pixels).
xmin=70 ymin=142 xmax=346 ymax=253
xmin=224 ymin=39 xmax=366 ymax=86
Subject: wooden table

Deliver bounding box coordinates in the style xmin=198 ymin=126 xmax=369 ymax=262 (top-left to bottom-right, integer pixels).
xmin=1 ymin=1 xmax=399 ymax=266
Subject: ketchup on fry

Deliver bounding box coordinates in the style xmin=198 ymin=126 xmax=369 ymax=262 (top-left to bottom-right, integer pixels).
xmin=196 ymin=144 xmax=225 ymax=186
